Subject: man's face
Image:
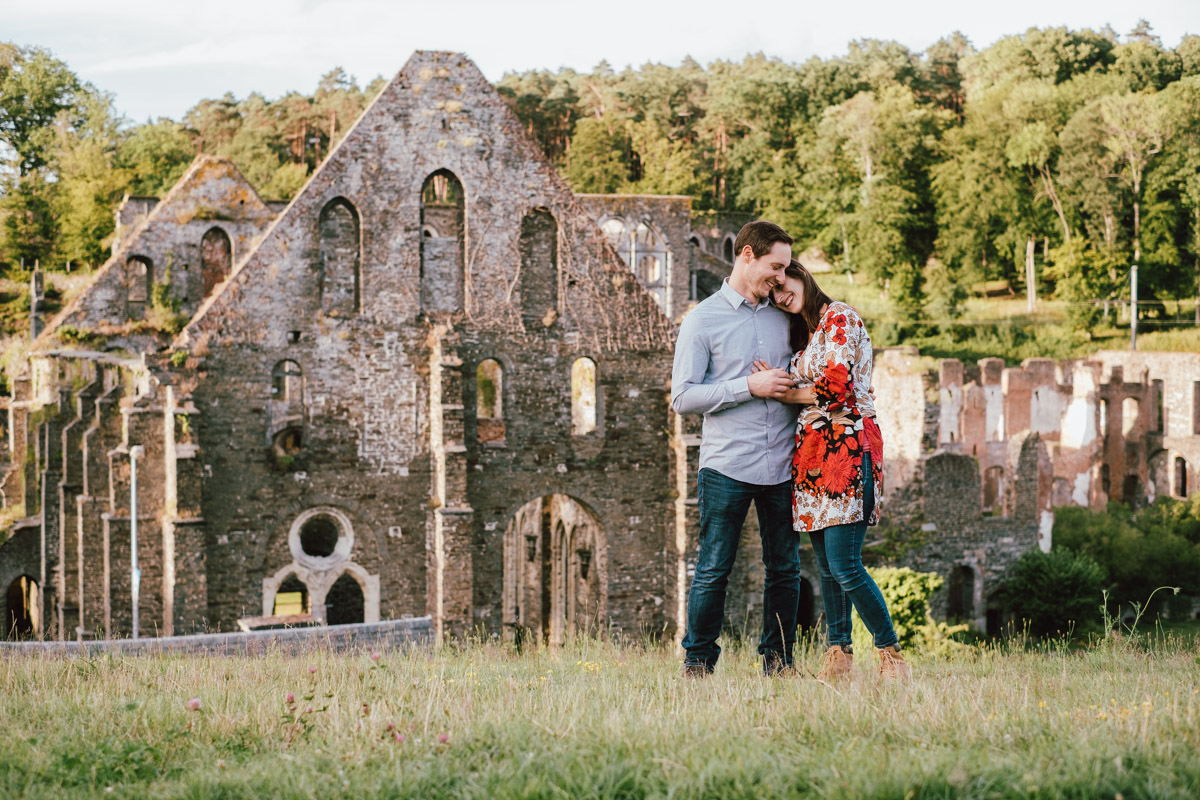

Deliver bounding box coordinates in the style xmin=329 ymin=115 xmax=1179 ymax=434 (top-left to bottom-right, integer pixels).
xmin=743 ymin=241 xmax=791 ymax=301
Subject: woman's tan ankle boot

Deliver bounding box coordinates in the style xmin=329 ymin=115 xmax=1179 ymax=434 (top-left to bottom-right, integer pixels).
xmin=877 ymin=645 xmax=911 ymax=680
xmin=816 ymin=645 xmax=853 ymax=681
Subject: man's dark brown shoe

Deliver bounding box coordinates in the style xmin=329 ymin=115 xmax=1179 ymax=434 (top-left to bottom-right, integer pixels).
xmin=682 ymin=662 xmax=712 ymax=679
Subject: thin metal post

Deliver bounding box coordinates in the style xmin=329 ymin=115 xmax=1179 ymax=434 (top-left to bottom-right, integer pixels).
xmin=130 ymin=445 xmax=144 ymax=639
xmin=1130 ymin=265 xmax=1138 ymax=352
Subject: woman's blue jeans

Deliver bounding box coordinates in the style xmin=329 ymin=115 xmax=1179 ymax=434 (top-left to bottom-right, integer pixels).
xmin=681 ymin=469 xmax=800 ymax=671
xmin=808 ymin=452 xmax=899 ymax=650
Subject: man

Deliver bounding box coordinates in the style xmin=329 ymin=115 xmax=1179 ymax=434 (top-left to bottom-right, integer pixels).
xmin=671 ymin=220 xmax=800 ymax=677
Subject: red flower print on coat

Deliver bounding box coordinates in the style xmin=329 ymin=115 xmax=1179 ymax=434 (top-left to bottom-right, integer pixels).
xmin=863 ymin=417 xmax=883 ymax=462
xmin=795 ymin=427 xmax=827 ymax=474
xmin=817 ymin=445 xmax=856 ymax=496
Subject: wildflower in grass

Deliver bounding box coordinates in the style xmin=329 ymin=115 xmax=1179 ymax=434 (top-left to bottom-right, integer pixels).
xmin=394 ymin=732 xmax=406 ymax=743
xmin=186 ymin=698 xmax=201 ymax=711
xmin=309 ymin=666 xmax=317 ymax=674
xmin=371 ymin=651 xmax=381 ymax=662
xmin=286 ymin=693 xmax=295 ymax=705
xmin=437 ymin=733 xmax=449 ymax=743
xmin=362 ymin=703 xmax=370 ymax=715
xmin=386 ymin=722 xmax=395 ymax=731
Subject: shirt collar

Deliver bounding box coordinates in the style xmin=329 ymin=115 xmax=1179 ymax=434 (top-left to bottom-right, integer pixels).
xmin=720 ymin=278 xmax=776 ymax=311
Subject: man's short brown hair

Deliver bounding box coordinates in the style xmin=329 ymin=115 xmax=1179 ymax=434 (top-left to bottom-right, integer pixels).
xmin=733 ymin=220 xmax=793 ymax=261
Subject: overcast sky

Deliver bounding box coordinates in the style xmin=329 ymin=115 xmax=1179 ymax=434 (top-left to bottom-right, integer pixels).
xmin=5 ymin=0 xmax=1197 ymax=123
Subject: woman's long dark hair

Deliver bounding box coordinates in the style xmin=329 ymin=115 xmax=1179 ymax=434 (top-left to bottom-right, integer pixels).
xmin=783 ymin=259 xmax=834 ymax=354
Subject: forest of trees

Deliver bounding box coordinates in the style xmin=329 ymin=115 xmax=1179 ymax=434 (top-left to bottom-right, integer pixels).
xmin=2 ymin=21 xmax=1199 ymax=331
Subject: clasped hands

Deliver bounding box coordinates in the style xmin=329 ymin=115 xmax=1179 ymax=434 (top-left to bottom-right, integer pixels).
xmin=747 ymin=359 xmax=793 ymax=400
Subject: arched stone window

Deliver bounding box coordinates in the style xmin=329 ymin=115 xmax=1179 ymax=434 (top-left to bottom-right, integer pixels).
xmin=319 ymin=198 xmax=360 ymax=314
xmin=325 ymin=572 xmax=365 ymax=625
xmin=125 ymin=256 xmax=152 ymax=320
xmin=5 ymin=575 xmax=38 ymax=639
xmin=420 ymin=170 xmax=465 ymax=313
xmin=477 ymin=358 xmax=506 ymax=444
xmin=272 ymin=574 xmax=309 ymax=616
xmin=1176 ymin=457 xmax=1189 ymax=498
xmin=723 ymin=235 xmax=735 ymax=263
xmin=600 ymin=218 xmax=629 ymax=264
xmin=571 ymin=358 xmax=598 ymax=436
xmin=520 ymin=208 xmax=558 ymax=327
xmin=271 ymin=360 xmax=304 ymax=403
xmin=634 ymin=221 xmax=668 ymax=308
xmin=200 ymin=226 xmax=232 ymax=299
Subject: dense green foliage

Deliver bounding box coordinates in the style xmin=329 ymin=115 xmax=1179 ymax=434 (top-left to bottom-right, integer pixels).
xmin=498 ymin=22 xmax=1200 ymax=321
xmin=1055 ymin=496 xmax=1200 ymax=616
xmin=0 ymin=43 xmax=383 ymax=269
xmin=849 ymin=566 xmax=942 ymax=650
xmin=3 ymin=22 xmax=1200 ymax=335
xmin=999 ymin=548 xmax=1109 ymax=636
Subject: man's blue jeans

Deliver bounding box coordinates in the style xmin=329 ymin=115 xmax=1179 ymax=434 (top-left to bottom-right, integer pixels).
xmin=682 ymin=468 xmax=800 ymax=670
xmin=808 ymin=452 xmax=900 ymax=650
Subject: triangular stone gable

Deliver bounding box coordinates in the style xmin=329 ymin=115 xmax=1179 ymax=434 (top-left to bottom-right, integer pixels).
xmin=35 ymin=156 xmax=275 ymax=349
xmin=179 ymin=51 xmax=673 ymax=354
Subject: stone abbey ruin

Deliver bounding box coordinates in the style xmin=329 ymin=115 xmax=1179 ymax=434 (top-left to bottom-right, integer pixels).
xmin=1 ymin=52 xmax=1197 ymax=643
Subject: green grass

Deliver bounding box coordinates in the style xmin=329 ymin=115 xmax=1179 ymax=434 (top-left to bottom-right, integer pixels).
xmin=1 ymin=636 xmax=1198 ymax=799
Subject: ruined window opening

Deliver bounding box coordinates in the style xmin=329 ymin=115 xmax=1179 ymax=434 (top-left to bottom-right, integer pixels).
xmin=200 ymin=226 xmax=232 ymax=300
xmin=477 ymin=358 xmax=506 ymax=444
xmin=419 ymin=170 xmax=465 ymax=313
xmin=299 ymin=515 xmax=340 ymax=558
xmin=520 ymin=208 xmax=559 ymax=328
xmin=722 ymin=236 xmax=735 ymax=263
xmin=982 ymin=466 xmax=1005 ymax=517
xmin=5 ymin=575 xmax=38 ymax=639
xmin=125 ymin=256 xmax=152 ymax=319
xmin=687 ymin=234 xmax=702 ymax=252
xmin=273 ymin=427 xmax=303 ymax=456
xmin=318 ymin=198 xmax=361 ymax=314
xmin=627 ymin=149 xmax=643 ymax=182
xmin=271 ymin=360 xmax=304 ymax=402
xmin=571 ymin=357 xmax=598 ymax=436
xmin=1121 ymin=397 xmax=1140 ymax=437
xmin=272 ymin=574 xmax=309 ymax=616
xmin=1152 ymin=379 xmax=1164 ymax=433
xmin=1101 ymin=464 xmax=1111 ymax=496
xmin=634 ymin=221 xmax=668 ymax=308
xmin=1099 ymin=399 xmax=1108 ymax=433
xmin=947 ymin=566 xmax=975 ymax=624
xmin=325 ymin=572 xmax=365 ymax=625
xmin=1176 ymin=457 xmax=1188 ymax=498
xmin=479 ymin=364 xmax=503 ymax=417
xmin=287 ymin=331 xmax=302 ymax=344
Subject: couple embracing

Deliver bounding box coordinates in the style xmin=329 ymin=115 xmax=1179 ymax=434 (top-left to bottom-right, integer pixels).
xmin=671 ymin=220 xmax=909 ymax=681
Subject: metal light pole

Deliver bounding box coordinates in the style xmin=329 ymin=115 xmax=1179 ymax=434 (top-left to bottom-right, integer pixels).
xmin=129 ymin=445 xmax=144 ymax=639
xmin=1130 ymin=264 xmax=1138 ymax=352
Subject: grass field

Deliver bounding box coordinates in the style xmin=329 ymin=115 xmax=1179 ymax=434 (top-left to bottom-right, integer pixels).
xmin=1 ymin=634 xmax=1198 ymax=799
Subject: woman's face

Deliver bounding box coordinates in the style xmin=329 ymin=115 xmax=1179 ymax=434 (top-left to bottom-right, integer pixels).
xmin=772 ymin=272 xmax=805 ymax=315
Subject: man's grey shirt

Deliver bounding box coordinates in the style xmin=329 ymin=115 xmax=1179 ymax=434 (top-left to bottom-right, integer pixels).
xmin=671 ymin=280 xmax=798 ymax=485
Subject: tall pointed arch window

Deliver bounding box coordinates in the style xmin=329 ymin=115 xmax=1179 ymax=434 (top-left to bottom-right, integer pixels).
xmin=420 ymin=171 xmax=465 ymax=313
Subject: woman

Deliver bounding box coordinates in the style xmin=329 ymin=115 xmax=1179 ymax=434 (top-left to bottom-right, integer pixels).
xmin=755 ymin=260 xmax=909 ymax=681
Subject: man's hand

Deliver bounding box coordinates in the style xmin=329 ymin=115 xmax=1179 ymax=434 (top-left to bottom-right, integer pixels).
xmin=747 ymin=367 xmax=791 ymax=399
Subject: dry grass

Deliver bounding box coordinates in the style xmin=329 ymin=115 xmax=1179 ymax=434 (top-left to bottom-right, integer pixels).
xmin=0 ymin=634 xmax=1197 ymax=798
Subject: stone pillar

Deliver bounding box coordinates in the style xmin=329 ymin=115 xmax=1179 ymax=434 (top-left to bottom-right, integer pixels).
xmin=961 ymin=384 xmax=987 ymax=458
xmin=1024 ymin=358 xmax=1061 ymax=437
xmin=163 ymin=387 xmax=207 ymax=635
xmin=1001 ymin=367 xmax=1032 ymax=439
xmin=81 ymin=380 xmax=122 ymax=639
xmin=60 ymin=374 xmax=98 ymax=640
xmin=427 ymin=326 xmax=474 ymax=642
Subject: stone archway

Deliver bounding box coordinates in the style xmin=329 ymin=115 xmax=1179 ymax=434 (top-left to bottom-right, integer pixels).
xmin=502 ymin=494 xmax=606 ymax=645
xmin=5 ymin=575 xmax=39 ymax=639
